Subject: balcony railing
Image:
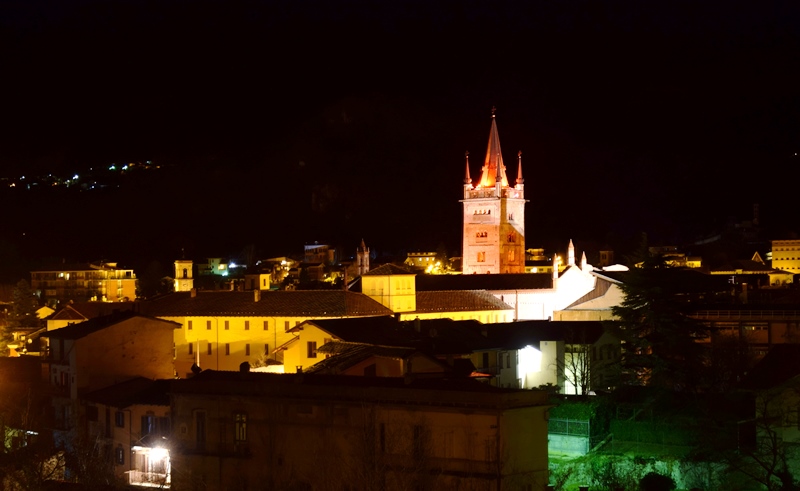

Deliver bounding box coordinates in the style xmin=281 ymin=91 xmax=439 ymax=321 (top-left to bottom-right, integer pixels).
xmin=125 ymin=470 xmax=170 ymax=488
xmin=692 ymin=310 xmax=800 ymax=320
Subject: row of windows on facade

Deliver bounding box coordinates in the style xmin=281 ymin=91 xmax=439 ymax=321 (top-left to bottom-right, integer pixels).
xmin=105 ymin=411 xmax=248 ymax=465
xmin=187 ymin=320 xmax=301 ymax=330
xmin=188 ymin=343 xmax=270 ymax=357
xmin=476 ymin=251 xmax=516 ymax=262
xmin=475 ymin=231 xmax=516 ymax=242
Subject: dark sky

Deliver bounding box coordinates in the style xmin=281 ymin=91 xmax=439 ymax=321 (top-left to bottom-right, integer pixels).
xmin=2 ymin=0 xmax=800 ymax=272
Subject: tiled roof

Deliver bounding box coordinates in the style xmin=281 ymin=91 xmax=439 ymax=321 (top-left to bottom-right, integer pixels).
xmin=51 ymin=302 xmax=137 ymax=321
xmin=415 ymin=290 xmax=512 ymax=313
xmin=140 ymin=290 xmax=394 ymax=317
xmin=42 ymin=312 xmax=178 ymax=340
xmin=302 ymin=316 xmax=494 ymax=355
xmin=415 ymin=273 xmax=552 ymax=291
xmin=82 ymin=377 xmax=171 ymax=407
xmin=305 ymin=342 xmax=421 ymax=374
xmin=363 ymin=264 xmax=416 ymax=276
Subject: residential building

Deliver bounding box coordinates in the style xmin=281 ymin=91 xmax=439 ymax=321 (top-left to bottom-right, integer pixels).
xmin=461 ymin=111 xmax=526 ymax=274
xmin=140 ymin=289 xmax=393 ymax=377
xmin=169 ymin=370 xmax=551 ymax=491
xmin=82 ymin=378 xmax=172 ymax=488
xmin=31 ymin=261 xmax=137 ymax=307
xmin=41 ymin=312 xmax=178 ymax=432
xmin=771 ymin=239 xmax=800 ymax=276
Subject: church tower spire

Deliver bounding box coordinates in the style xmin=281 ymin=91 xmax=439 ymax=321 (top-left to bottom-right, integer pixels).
xmin=478 ymin=107 xmax=510 ymax=188
xmin=461 ymin=108 xmax=527 ymax=274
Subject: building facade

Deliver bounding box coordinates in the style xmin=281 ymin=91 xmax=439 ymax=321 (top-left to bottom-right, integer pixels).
xmin=31 ymin=262 xmax=137 ymax=307
xmin=462 ymin=111 xmax=527 ymax=274
xmin=169 ymin=371 xmax=551 ymax=491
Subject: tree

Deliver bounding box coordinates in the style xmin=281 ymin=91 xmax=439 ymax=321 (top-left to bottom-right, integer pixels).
xmin=607 ymin=252 xmax=709 ymax=392
xmin=1 ymin=281 xmax=39 ymax=356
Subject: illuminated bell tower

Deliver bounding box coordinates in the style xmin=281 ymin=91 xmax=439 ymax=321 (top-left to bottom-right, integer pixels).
xmin=461 ymin=109 xmax=527 ymax=274
xmin=174 ymin=259 xmax=194 ymax=292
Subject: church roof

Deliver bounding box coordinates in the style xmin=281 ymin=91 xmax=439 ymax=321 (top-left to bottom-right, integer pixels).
xmin=477 ymin=111 xmax=510 ymax=188
xmin=415 ymin=273 xmax=552 ymax=291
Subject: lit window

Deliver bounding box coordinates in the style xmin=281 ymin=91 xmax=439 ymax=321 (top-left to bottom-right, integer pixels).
xmin=477 ymin=252 xmax=486 ymax=262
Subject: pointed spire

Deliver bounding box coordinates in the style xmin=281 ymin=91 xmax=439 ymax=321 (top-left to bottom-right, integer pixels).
xmin=463 ymin=151 xmax=472 ymax=185
xmin=478 ymin=108 xmax=509 ymax=188
xmin=568 ymin=239 xmax=575 ymax=266
xmin=516 ymin=150 xmax=524 ymax=185
xmin=581 ymin=251 xmax=588 ymax=271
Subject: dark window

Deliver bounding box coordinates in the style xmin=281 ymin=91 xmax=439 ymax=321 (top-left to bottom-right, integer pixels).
xmin=307 ymin=341 xmax=317 ymax=358
xmin=206 ymin=320 xmax=211 ymax=330
xmin=105 ymin=407 xmax=111 ymax=437
xmin=413 ymin=425 xmax=424 ymax=460
xmin=285 ymin=321 xmax=290 ymax=330
xmin=86 ymin=405 xmax=98 ymax=422
xmin=207 ymin=343 xmax=212 ymax=355
xmin=141 ymin=414 xmax=156 ymax=436
xmin=234 ymin=413 xmax=247 ymax=442
xmin=225 ymin=343 xmax=230 ymax=355
xmin=482 ymin=352 xmax=489 ymax=368
xmin=245 ymin=320 xmax=250 ymax=331
xmin=188 ymin=320 xmax=193 ymax=330
xmin=263 ymin=320 xmax=268 ymax=330
xmin=264 ymin=344 xmax=269 ymax=356
xmin=115 ymin=411 xmax=125 ymax=428
xmin=189 ymin=343 xmax=193 ymax=355
xmin=196 ymin=412 xmax=206 ymax=450
xmin=224 ymin=320 xmax=229 ymax=330
xmin=246 ymin=344 xmax=251 ymax=356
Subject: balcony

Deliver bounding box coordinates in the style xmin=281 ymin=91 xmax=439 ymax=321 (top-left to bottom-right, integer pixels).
xmin=125 ymin=470 xmax=170 ymax=488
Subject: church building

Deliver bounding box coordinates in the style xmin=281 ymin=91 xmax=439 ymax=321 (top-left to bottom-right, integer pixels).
xmin=462 ymin=110 xmax=527 ymax=274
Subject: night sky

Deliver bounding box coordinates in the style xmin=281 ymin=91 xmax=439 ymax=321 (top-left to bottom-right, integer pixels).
xmin=2 ymin=1 xmax=800 ymax=276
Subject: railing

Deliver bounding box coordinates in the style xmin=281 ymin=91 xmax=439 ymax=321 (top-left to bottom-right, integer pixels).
xmin=125 ymin=470 xmax=170 ymax=488
xmin=549 ymin=418 xmax=589 ymax=437
xmin=691 ymin=310 xmax=800 ymax=320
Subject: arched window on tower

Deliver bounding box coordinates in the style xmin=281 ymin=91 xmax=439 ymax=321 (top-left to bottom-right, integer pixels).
xmin=182 ymin=268 xmax=188 ymax=278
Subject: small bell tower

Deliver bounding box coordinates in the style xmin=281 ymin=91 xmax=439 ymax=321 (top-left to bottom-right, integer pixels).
xmin=174 ymin=256 xmax=194 ymax=292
